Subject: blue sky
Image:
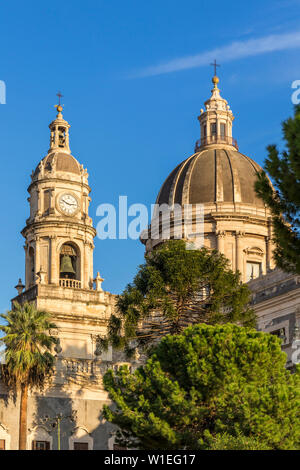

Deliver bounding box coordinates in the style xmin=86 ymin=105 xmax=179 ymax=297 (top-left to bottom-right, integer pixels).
xmin=0 ymin=0 xmax=300 ymax=313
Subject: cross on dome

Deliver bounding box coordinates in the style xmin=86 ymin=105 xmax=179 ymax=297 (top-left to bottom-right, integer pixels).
xmin=210 ymin=59 xmax=220 ymax=76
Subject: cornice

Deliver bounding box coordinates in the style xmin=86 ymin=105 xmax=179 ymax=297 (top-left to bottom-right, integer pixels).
xmin=28 ymin=177 xmax=91 ymax=193
xmin=21 ymin=219 xmax=97 ymax=238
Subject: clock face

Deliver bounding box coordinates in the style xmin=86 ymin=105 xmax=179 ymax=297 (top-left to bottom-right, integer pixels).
xmin=59 ymin=193 xmax=79 ymax=215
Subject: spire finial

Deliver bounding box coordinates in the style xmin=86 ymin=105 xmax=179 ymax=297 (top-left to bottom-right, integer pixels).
xmin=210 ymin=60 xmax=220 ymax=87
xmin=55 ymin=91 xmax=64 ymax=113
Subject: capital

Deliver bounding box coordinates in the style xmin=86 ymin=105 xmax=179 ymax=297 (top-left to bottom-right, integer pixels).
xmin=216 ymin=230 xmax=226 ymax=238
xmin=236 ymin=230 xmax=245 ymax=238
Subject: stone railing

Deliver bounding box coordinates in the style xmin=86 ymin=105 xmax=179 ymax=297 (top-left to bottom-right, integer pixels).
xmin=59 ymin=279 xmax=82 ymax=289
xmin=58 ymin=357 xmax=111 ymax=379
xmin=63 ymin=358 xmax=95 ymax=374
xmin=195 ymin=135 xmax=238 ymax=151
xmin=11 ymin=284 xmax=38 ymax=305
xmin=53 ymin=358 xmax=103 ymax=386
xmin=50 ymin=357 xmax=140 ymax=388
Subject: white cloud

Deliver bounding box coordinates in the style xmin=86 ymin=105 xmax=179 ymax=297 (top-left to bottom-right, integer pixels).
xmin=135 ymin=30 xmax=300 ymax=78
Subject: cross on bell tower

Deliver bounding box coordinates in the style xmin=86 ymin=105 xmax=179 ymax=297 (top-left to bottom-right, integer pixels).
xmin=56 ymin=91 xmax=63 ymax=106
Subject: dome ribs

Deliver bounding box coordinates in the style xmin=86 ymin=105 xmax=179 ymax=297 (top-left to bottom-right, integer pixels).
xmin=215 ymin=149 xmax=224 ymax=203
xmin=173 ymin=154 xmax=195 ymax=205
xmin=155 ymin=148 xmax=265 ymax=208
xmin=224 ymin=149 xmax=242 ymax=203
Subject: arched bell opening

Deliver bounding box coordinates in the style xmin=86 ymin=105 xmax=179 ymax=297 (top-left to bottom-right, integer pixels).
xmin=59 ymin=243 xmax=80 ymax=281
xmin=58 ymin=126 xmax=66 ymax=148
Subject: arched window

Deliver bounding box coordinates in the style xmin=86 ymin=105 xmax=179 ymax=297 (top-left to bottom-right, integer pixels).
xmin=58 ymin=126 xmax=66 ymax=147
xmin=60 ymin=243 xmax=80 ymax=281
xmin=28 ymin=426 xmax=52 ymax=450
xmin=211 ymin=122 xmax=217 ymax=136
xmin=69 ymin=427 xmax=93 ymax=450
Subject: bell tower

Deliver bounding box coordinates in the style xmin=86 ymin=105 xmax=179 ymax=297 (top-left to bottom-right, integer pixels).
xmin=22 ymin=103 xmax=95 ymax=291
xmin=12 ymin=102 xmax=114 ymax=361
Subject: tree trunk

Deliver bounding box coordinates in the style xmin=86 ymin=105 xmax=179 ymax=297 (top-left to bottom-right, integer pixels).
xmin=19 ymin=382 xmax=28 ymax=450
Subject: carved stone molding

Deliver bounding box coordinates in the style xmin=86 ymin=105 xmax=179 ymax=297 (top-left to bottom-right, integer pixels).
xmin=244 ymin=247 xmax=264 ymax=257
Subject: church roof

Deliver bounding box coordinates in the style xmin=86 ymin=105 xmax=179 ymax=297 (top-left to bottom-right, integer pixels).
xmin=155 ymin=72 xmax=267 ymax=209
xmin=156 ymin=148 xmax=265 ymax=207
xmin=45 ymin=152 xmax=80 ymax=174
xmin=34 ymin=152 xmax=81 ymax=177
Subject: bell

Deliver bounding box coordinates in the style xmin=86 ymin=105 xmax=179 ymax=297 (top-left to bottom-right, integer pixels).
xmin=60 ymin=255 xmax=75 ymax=274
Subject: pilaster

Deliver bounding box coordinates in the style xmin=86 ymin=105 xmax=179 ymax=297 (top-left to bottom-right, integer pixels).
xmin=236 ymin=231 xmax=245 ymax=279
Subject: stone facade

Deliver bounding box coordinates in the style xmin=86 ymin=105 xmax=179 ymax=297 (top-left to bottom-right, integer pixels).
xmin=248 ymin=269 xmax=300 ymax=367
xmin=0 ymin=79 xmax=299 ymax=450
xmin=0 ymin=105 xmax=125 ymax=450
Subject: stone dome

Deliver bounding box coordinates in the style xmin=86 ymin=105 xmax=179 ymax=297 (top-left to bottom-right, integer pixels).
xmin=142 ymin=75 xmax=275 ymax=283
xmin=34 ymin=152 xmax=81 ymax=177
xmin=156 ymin=147 xmax=265 ymax=208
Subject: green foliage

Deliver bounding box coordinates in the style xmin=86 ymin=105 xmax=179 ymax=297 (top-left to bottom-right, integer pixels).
xmin=0 ymin=302 xmax=57 ymax=390
xmin=204 ymin=432 xmax=271 ymax=450
xmin=103 ymin=323 xmax=300 ymax=450
xmin=255 ymin=104 xmax=300 ymax=273
xmin=100 ymin=240 xmax=254 ymax=354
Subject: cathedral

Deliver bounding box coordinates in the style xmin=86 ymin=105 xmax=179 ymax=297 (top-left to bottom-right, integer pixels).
xmin=0 ymin=75 xmax=299 ymax=450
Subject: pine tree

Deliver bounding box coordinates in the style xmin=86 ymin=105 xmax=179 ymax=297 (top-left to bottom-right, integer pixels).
xmin=255 ymin=105 xmax=300 ymax=273
xmin=103 ymin=323 xmax=300 ymax=450
xmin=99 ymin=240 xmax=255 ymax=355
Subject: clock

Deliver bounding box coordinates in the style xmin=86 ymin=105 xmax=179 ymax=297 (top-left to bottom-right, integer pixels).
xmin=58 ymin=193 xmax=79 ymax=215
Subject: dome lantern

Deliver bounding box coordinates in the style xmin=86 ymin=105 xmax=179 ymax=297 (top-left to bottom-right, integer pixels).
xmin=195 ymin=70 xmax=238 ymax=152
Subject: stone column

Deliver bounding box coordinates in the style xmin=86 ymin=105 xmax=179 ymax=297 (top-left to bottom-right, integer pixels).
xmin=49 ymin=188 xmax=55 ymax=214
xmin=54 ymin=125 xmax=59 ymax=147
xmin=34 ymin=236 xmax=40 ymax=284
xmin=216 ymin=230 xmax=226 ymax=254
xmin=90 ymin=242 xmax=94 ymax=285
xmin=83 ymin=194 xmax=90 ymax=218
xmin=236 ymin=231 xmax=245 ymax=279
xmin=206 ymin=117 xmax=210 ymax=137
xmin=266 ymin=236 xmax=272 ymax=272
xmin=83 ymin=241 xmax=90 ymax=289
xmin=36 ymin=189 xmax=41 ymax=217
xmin=65 ymin=128 xmax=70 ymax=150
xmin=266 ymin=219 xmax=273 ymax=271
xmin=24 ymin=243 xmax=29 ymax=289
xmin=50 ymin=235 xmax=58 ymax=285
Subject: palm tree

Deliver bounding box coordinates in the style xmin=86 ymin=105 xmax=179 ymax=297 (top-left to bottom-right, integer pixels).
xmin=0 ymin=302 xmax=57 ymax=450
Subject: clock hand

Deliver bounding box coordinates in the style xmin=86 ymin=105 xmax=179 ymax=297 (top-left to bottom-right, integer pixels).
xmin=62 ymin=200 xmax=76 ymax=206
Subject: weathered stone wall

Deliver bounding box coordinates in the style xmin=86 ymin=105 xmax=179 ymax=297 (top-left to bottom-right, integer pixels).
xmin=0 ymin=382 xmax=115 ymax=450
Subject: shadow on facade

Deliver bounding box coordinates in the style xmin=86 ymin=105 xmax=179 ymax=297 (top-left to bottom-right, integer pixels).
xmin=33 ymin=392 xmax=77 ymax=450
xmin=31 ymin=360 xmax=115 ymax=450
